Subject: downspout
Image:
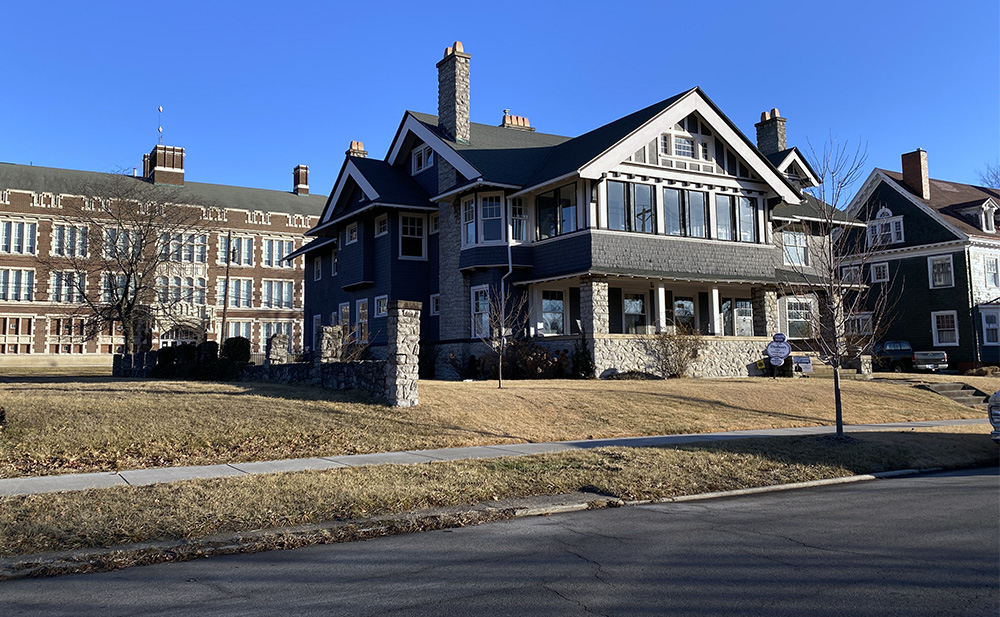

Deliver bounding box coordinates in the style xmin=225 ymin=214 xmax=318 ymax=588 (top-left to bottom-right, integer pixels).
xmin=966 ymin=245 xmax=981 ymax=367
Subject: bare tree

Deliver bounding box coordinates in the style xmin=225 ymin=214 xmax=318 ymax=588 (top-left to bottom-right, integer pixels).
xmin=36 ymin=172 xmax=216 ymax=354
xmin=772 ymin=137 xmax=900 ymax=438
xmin=978 ymin=162 xmax=1000 ymax=189
xmin=473 ymin=284 xmax=529 ymax=388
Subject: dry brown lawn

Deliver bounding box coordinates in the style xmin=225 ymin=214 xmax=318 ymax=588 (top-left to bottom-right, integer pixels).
xmin=0 ymin=376 xmax=985 ymax=478
xmin=1 ymin=426 xmax=994 ymax=559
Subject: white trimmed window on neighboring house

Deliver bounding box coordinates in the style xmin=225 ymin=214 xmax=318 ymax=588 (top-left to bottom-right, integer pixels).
xmin=471 ymin=285 xmax=489 ymax=337
xmin=982 ymin=311 xmax=1000 ymax=345
xmin=986 ymin=258 xmax=999 ymax=288
xmin=867 ymin=207 xmax=904 ymax=246
xmin=338 ymin=302 xmax=350 ymax=328
xmin=931 ymin=310 xmax=959 ymax=346
xmin=411 ymin=145 xmax=434 ymax=175
xmin=399 ymin=214 xmax=426 ymax=259
xmin=356 ymin=299 xmax=369 ymax=342
xmin=375 ymin=214 xmax=388 ymax=237
xmin=846 ymin=312 xmax=873 ymax=336
xmin=374 ymin=295 xmax=388 ymax=318
xmin=430 ymin=293 xmax=440 ymax=316
xmin=841 ymin=266 xmax=861 ymax=284
xmin=870 ymin=262 xmax=889 ymax=283
xmin=928 ymin=255 xmax=954 ymax=289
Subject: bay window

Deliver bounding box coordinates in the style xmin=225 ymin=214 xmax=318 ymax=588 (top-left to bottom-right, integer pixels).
xmin=511 ymin=198 xmax=527 ymax=242
xmin=480 ymin=196 xmax=503 ymax=242
xmin=536 ymin=183 xmax=577 ymax=240
xmin=462 ymin=198 xmax=476 ymax=245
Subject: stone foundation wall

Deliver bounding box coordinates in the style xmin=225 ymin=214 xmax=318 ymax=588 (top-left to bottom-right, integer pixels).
xmin=589 ymin=335 xmax=769 ymax=378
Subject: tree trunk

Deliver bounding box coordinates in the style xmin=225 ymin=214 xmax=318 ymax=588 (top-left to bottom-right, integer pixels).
xmin=122 ymin=320 xmax=134 ymax=355
xmin=497 ymin=340 xmax=504 ymax=389
xmin=833 ymin=363 xmax=844 ymax=438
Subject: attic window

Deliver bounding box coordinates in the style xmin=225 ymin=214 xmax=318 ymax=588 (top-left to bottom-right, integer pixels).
xmin=412 ymin=145 xmax=434 ymax=175
xmin=867 ymin=208 xmax=904 ymax=246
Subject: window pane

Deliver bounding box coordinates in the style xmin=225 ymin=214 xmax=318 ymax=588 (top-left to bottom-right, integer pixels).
xmin=607 ymin=182 xmax=626 ymax=232
xmin=687 ymin=191 xmax=707 ymax=238
xmin=558 ymin=184 xmax=577 ymax=234
xmin=633 ymin=184 xmax=653 ymax=233
xmin=536 ymin=191 xmax=557 ymax=240
xmin=715 ymin=195 xmax=733 ymax=241
xmin=673 ymin=297 xmax=694 ymax=329
xmin=739 ymin=197 xmax=757 ymax=242
xmin=481 ymin=197 xmax=503 ymax=242
xmin=663 ymin=188 xmax=682 ymax=236
xmin=541 ymin=290 xmax=564 ymax=335
xmin=623 ymin=292 xmax=646 ymax=334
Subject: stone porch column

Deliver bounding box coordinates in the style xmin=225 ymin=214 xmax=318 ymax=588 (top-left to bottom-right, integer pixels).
xmin=751 ymin=287 xmax=778 ymax=337
xmin=385 ymin=300 xmax=422 ymax=407
xmin=579 ymin=275 xmax=609 ymax=336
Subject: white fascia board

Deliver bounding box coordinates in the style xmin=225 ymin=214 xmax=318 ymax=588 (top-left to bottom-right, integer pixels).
xmin=578 ymin=89 xmax=801 ymax=204
xmin=846 ymin=170 xmax=969 ymax=242
xmin=321 ymin=160 xmax=381 ymax=225
xmin=433 ymin=180 xmax=521 ymax=202
xmin=772 ymin=214 xmax=867 ymax=228
xmin=841 ymin=239 xmax=967 ymax=265
xmin=779 ymin=149 xmax=820 ymax=187
xmin=386 ymin=114 xmax=481 ymax=180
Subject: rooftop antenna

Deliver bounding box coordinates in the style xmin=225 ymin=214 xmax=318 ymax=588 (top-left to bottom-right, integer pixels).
xmin=158 ymin=106 xmax=163 ymax=145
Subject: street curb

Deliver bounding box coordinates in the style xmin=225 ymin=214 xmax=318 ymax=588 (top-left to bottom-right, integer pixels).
xmin=0 ymin=466 xmax=948 ymax=581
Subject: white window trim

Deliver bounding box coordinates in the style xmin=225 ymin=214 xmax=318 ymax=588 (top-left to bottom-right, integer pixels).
xmin=986 ymin=257 xmax=999 ymax=288
xmin=313 ymin=256 xmax=322 ymax=281
xmin=312 ymin=314 xmax=322 ymax=351
xmin=870 ymin=262 xmax=889 ymax=283
xmin=534 ymin=285 xmax=571 ymax=337
xmin=429 ymin=212 xmax=439 ymax=234
xmin=262 ymin=238 xmax=295 ymax=269
xmin=375 ymin=214 xmax=388 ymax=238
xmin=841 ymin=265 xmax=861 ymax=284
xmin=982 ymin=309 xmax=1000 ymax=346
xmin=931 ymin=310 xmax=960 ymax=347
xmin=338 ymin=302 xmax=350 ymax=327
xmin=217 ymin=233 xmax=255 ymax=267
xmin=411 ymin=145 xmax=434 ymax=175
xmin=782 ymin=295 xmax=816 ymax=340
xmin=478 ymin=192 xmax=506 ymax=245
xmin=927 ymin=254 xmax=955 ymax=289
xmin=461 ymin=197 xmax=476 ymax=248
xmin=374 ymin=294 xmax=388 ymax=318
xmin=846 ymin=311 xmax=874 ymax=336
xmin=399 ymin=212 xmax=427 ymax=261
xmin=356 ymin=298 xmax=369 ymax=343
xmin=345 ymin=223 xmax=359 ymax=245
xmin=429 ymin=293 xmax=440 ymax=316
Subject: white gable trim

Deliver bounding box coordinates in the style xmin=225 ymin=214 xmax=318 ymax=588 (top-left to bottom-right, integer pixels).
xmin=578 ymin=89 xmax=801 ymax=204
xmin=320 ymin=160 xmax=380 ymax=225
xmin=386 ymin=114 xmax=481 ymax=180
xmin=775 ymin=149 xmax=820 ymax=187
xmin=845 ymin=169 xmax=969 ymax=241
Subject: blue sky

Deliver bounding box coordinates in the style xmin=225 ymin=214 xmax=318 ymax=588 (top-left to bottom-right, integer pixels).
xmin=1 ymin=0 xmax=997 ymax=200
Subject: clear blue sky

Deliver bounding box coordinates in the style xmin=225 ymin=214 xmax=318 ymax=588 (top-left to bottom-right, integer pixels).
xmin=1 ymin=0 xmax=997 ymax=200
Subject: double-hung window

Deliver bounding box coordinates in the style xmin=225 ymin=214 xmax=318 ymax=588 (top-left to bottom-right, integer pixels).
xmin=263 ymin=238 xmax=294 ymax=268
xmin=623 ymin=293 xmax=647 ymax=334
xmin=400 ymin=214 xmax=426 ymax=259
xmin=375 ymin=215 xmax=388 ymax=237
xmin=0 ymin=221 xmax=36 ymax=255
xmin=931 ymin=310 xmax=958 ymax=346
xmin=50 ymin=271 xmax=85 ymax=303
xmin=356 ymin=299 xmax=369 ymax=342
xmin=161 ymin=233 xmax=208 ymax=263
xmin=536 ymin=183 xmax=577 ymax=240
xmin=157 ymin=276 xmax=206 ymax=305
xmin=262 ymin=280 xmax=294 ymax=309
xmin=510 ymin=198 xmax=527 ymax=242
xmin=217 ymin=278 xmax=253 ymax=307
xmin=870 ymin=262 xmax=889 ymax=283
xmin=867 ymin=208 xmax=904 ymax=246
xmin=52 ymin=224 xmax=87 ymax=257
xmin=219 ymin=234 xmax=253 ymax=265
xmin=982 ymin=311 xmax=1000 ymax=345
xmin=986 ymin=258 xmax=999 ymax=288
xmin=374 ymin=295 xmax=388 ymax=318
xmin=928 ymin=255 xmax=954 ymax=289
xmin=783 ymin=229 xmax=809 ymax=266
xmin=480 ymin=196 xmax=503 ymax=242
xmin=841 ymin=266 xmax=861 ymax=284
xmin=462 ymin=198 xmax=476 ymax=246
xmin=786 ymin=298 xmax=813 ymax=339
xmin=607 ymin=181 xmax=654 ymax=234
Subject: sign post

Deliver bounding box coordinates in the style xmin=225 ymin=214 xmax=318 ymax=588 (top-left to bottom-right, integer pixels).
xmin=765 ymin=333 xmax=791 ymax=379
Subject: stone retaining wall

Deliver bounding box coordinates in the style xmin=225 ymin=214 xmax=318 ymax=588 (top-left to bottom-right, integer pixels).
xmin=589 ymin=335 xmax=769 ymax=378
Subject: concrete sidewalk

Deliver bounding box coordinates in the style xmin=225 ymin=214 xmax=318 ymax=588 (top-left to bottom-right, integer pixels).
xmin=0 ymin=419 xmax=986 ymax=497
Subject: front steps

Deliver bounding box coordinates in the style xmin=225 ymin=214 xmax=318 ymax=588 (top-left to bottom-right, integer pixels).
xmin=921 ymin=382 xmax=991 ymax=409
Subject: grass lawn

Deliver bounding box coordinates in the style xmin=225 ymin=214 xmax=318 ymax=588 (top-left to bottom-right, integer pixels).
xmin=1 ymin=426 xmax=994 ymax=560
xmin=0 ymin=375 xmax=988 ymax=478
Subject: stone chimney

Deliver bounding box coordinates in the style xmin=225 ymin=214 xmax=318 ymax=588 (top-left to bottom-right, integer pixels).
xmin=901 ymin=149 xmax=930 ymax=200
xmin=437 ymin=41 xmax=471 ymax=144
xmin=346 ymin=140 xmax=368 ymax=158
xmin=144 ymin=144 xmax=185 ymax=185
xmin=293 ymin=165 xmax=309 ymax=195
xmin=754 ymin=108 xmax=787 ymax=155
xmin=500 ymin=110 xmax=535 ymax=132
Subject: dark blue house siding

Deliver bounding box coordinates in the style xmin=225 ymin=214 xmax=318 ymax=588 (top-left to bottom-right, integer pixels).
xmin=864 ymin=182 xmax=961 ymax=247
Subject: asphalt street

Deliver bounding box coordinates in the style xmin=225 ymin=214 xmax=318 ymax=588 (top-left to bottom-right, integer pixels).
xmin=5 ymin=467 xmax=998 ymax=616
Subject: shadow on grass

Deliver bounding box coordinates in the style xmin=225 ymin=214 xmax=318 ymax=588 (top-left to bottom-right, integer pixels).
xmin=665 ymin=431 xmax=1000 ymax=476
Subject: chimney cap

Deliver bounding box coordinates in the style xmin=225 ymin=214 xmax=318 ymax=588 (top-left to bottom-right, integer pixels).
xmin=442 ymin=40 xmax=469 ymax=59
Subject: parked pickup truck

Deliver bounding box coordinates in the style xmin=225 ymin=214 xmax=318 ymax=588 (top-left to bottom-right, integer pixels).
xmin=871 ymin=341 xmax=948 ymax=373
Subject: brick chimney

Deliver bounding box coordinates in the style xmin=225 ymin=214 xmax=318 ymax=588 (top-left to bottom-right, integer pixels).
xmin=345 ymin=140 xmax=368 ymax=158
xmin=500 ymin=110 xmax=535 ymax=132
xmin=144 ymin=144 xmax=185 ymax=185
xmin=901 ymin=149 xmax=930 ymax=200
xmin=754 ymin=108 xmax=786 ymax=155
xmin=293 ymin=165 xmax=309 ymax=195
xmin=437 ymin=41 xmax=471 ymax=144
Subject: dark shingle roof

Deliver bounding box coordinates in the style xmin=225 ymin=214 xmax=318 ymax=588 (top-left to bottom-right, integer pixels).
xmin=772 ymin=193 xmax=859 ymax=224
xmin=409 ymin=112 xmax=570 ymax=186
xmin=880 ymin=169 xmax=1000 ymax=239
xmin=0 ymin=162 xmax=327 ymax=216
xmin=349 ymin=157 xmax=434 ymax=207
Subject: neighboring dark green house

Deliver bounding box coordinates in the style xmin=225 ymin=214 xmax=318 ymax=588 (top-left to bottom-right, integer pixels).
xmin=846 ymin=150 xmax=1000 ymax=371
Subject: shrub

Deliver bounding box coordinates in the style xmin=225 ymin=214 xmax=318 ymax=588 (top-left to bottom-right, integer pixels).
xmin=644 ymin=323 xmax=706 ymax=378
xmin=221 ymin=337 xmax=251 ymax=363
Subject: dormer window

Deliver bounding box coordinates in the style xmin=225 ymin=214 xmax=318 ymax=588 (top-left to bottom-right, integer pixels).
xmin=981 ymin=202 xmax=998 ymax=232
xmin=867 ymin=207 xmax=904 ymax=246
xmin=411 ymin=145 xmax=434 ymax=175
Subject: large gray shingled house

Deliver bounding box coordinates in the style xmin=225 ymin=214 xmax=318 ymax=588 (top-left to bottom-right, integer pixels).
xmin=295 ymin=41 xmax=841 ymax=378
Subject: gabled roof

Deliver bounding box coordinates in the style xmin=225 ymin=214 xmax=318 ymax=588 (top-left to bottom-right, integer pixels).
xmin=0 ymin=162 xmax=326 ymax=216
xmin=847 ymin=169 xmax=1000 ymax=241
xmin=312 ymin=157 xmax=435 ymax=234
xmin=765 ymin=147 xmax=820 ymax=187
xmin=772 ymin=194 xmax=862 ymax=226
xmin=408 ymin=112 xmax=570 ymax=187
